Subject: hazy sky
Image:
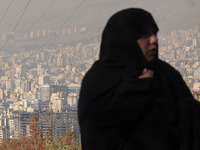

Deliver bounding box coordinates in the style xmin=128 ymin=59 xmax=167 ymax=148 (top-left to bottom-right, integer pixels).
xmin=0 ymin=0 xmax=199 ymax=38
xmin=0 ymin=0 xmax=82 ymax=34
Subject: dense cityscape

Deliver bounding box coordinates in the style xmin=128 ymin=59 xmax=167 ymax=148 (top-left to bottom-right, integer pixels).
xmin=0 ymin=24 xmax=200 ymax=142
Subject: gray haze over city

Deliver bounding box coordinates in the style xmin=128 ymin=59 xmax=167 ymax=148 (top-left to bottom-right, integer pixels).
xmin=0 ymin=0 xmax=199 ymax=39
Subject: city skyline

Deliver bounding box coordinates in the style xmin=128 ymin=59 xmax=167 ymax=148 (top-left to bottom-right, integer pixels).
xmin=0 ymin=0 xmax=200 ymax=142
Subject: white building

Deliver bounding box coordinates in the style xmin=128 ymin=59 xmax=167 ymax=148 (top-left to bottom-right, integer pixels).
xmin=67 ymin=93 xmax=78 ymax=107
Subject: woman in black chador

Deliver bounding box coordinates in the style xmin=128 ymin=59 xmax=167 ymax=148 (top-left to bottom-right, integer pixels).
xmin=78 ymin=8 xmax=200 ymax=150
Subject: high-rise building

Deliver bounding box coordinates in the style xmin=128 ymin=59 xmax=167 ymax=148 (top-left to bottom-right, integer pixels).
xmin=36 ymin=30 xmax=40 ymax=37
xmin=193 ymin=38 xmax=197 ymax=47
xmin=30 ymin=32 xmax=34 ymax=38
xmin=11 ymin=112 xmax=75 ymax=139
xmin=2 ymin=33 xmax=7 ymax=41
xmin=15 ymin=65 xmax=22 ymax=74
xmin=74 ymin=27 xmax=77 ymax=33
xmin=0 ymin=102 xmax=4 ymax=114
xmin=42 ymin=30 xmax=47 ymax=37
xmin=195 ymin=25 xmax=199 ymax=32
xmin=9 ymin=119 xmax=15 ymax=138
xmin=50 ymin=93 xmax=62 ymax=112
xmin=0 ymin=127 xmax=6 ymax=143
xmin=37 ymin=64 xmax=44 ymax=76
xmin=12 ymin=113 xmax=32 ymax=138
xmin=0 ymin=116 xmax=10 ymax=141
xmin=39 ymin=85 xmax=50 ymax=110
xmin=21 ymin=80 xmax=31 ymax=93
xmin=40 ymin=85 xmax=50 ymax=100
xmin=67 ymin=83 xmax=80 ymax=94
xmin=24 ymin=33 xmax=28 ymax=39
xmin=67 ymin=93 xmax=78 ymax=107
xmin=57 ymin=54 xmax=64 ymax=67
xmin=39 ymin=75 xmax=50 ymax=85
xmin=15 ymin=79 xmax=21 ymax=89
xmin=6 ymin=79 xmax=13 ymax=89
xmin=67 ymin=28 xmax=71 ymax=34
xmin=80 ymin=27 xmax=86 ymax=32
xmin=0 ymin=88 xmax=4 ymax=100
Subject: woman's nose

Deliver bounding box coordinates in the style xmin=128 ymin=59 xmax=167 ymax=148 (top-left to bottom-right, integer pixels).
xmin=149 ymin=34 xmax=158 ymax=44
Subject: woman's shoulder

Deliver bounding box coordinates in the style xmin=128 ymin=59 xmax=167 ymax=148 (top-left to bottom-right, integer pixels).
xmin=159 ymin=59 xmax=181 ymax=76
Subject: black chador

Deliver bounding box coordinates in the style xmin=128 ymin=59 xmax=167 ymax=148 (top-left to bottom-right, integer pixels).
xmin=78 ymin=8 xmax=199 ymax=150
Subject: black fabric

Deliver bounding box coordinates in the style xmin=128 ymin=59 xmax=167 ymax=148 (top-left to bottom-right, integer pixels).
xmin=179 ymin=98 xmax=200 ymax=150
xmin=78 ymin=8 xmax=195 ymax=150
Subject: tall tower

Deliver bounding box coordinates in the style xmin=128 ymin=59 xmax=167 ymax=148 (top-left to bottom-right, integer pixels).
xmin=21 ymin=80 xmax=31 ymax=93
xmin=0 ymin=88 xmax=5 ymax=100
xmin=39 ymin=75 xmax=50 ymax=85
xmin=39 ymin=85 xmax=50 ymax=110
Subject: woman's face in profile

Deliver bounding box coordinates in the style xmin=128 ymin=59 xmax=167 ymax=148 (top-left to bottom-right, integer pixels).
xmin=137 ymin=29 xmax=158 ymax=62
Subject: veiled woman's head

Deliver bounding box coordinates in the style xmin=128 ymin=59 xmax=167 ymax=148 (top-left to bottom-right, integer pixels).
xmin=99 ymin=8 xmax=159 ymax=68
